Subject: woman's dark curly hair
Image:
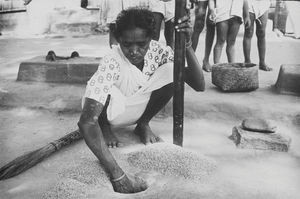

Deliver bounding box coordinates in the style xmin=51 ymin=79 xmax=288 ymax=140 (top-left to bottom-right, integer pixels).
xmin=113 ymin=7 xmax=156 ymax=39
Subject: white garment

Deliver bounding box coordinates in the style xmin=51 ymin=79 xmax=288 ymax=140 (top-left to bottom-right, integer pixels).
xmin=215 ymin=0 xmax=243 ymax=23
xmin=82 ymin=40 xmax=174 ymax=125
xmin=148 ymin=0 xmax=175 ymax=21
xmin=248 ymin=0 xmax=270 ymax=19
xmin=99 ymin=0 xmax=149 ymax=24
xmin=108 ymin=63 xmax=173 ymax=126
xmin=285 ymin=1 xmax=300 ymax=38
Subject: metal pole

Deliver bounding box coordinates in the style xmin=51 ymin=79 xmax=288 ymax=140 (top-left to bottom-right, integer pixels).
xmin=173 ymin=0 xmax=186 ymax=146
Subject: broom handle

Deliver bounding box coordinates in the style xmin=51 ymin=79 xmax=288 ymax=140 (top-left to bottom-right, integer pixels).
xmin=50 ymin=129 xmax=82 ymax=151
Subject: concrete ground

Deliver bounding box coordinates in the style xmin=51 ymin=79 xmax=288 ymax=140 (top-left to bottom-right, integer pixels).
xmin=0 ymin=23 xmax=300 ymax=198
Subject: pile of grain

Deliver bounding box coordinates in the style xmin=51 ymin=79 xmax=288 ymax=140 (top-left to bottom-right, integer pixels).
xmin=127 ymin=143 xmax=217 ymax=181
xmin=42 ymin=178 xmax=90 ymax=199
xmin=42 ymin=143 xmax=217 ymax=198
xmin=59 ymin=158 xmax=110 ymax=185
xmin=42 ymin=158 xmax=112 ymax=199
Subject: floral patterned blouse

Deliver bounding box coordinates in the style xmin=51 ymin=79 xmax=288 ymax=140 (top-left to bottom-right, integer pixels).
xmin=83 ymin=40 xmax=174 ymax=105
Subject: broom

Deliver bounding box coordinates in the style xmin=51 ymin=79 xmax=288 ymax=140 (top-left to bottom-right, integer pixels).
xmin=0 ymin=129 xmax=82 ymax=180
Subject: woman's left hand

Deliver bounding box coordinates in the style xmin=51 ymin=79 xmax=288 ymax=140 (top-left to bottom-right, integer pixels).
xmin=174 ymin=13 xmax=193 ymax=43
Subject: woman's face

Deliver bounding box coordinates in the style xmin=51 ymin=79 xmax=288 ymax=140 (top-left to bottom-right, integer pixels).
xmin=118 ymin=27 xmax=151 ymax=66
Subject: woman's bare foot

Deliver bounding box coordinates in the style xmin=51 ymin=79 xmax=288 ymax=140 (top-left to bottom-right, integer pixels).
xmin=134 ymin=123 xmax=163 ymax=145
xmin=202 ymin=60 xmax=212 ymax=72
xmin=259 ymin=63 xmax=272 ymax=71
xmin=101 ymin=124 xmax=122 ymax=148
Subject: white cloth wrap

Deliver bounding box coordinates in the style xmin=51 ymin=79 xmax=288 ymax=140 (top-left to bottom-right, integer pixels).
xmin=107 ymin=62 xmax=173 ymax=127
xmin=82 ymin=40 xmax=174 ymax=127
xmin=215 ymin=0 xmax=243 ymax=23
xmin=248 ymin=0 xmax=270 ymax=19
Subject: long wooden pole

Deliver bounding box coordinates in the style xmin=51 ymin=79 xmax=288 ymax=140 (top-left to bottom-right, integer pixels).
xmin=173 ymin=0 xmax=187 ymax=146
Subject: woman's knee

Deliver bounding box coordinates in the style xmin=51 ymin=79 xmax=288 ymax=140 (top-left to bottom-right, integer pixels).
xmin=195 ymin=1 xmax=207 ymax=15
xmin=226 ymin=42 xmax=235 ymax=50
xmin=216 ymin=36 xmax=226 ymax=46
xmin=256 ymin=28 xmax=266 ymax=38
xmin=215 ymin=42 xmax=225 ymax=50
xmin=244 ymin=26 xmax=254 ymax=38
xmin=194 ymin=13 xmax=206 ymax=31
xmin=152 ymin=83 xmax=174 ymax=99
xmin=162 ymin=82 xmax=174 ymax=93
xmin=226 ymin=36 xmax=237 ymax=46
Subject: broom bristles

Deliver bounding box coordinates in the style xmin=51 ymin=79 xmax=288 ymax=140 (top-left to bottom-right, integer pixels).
xmin=0 ymin=144 xmax=56 ymax=180
xmin=0 ymin=130 xmax=82 ymax=180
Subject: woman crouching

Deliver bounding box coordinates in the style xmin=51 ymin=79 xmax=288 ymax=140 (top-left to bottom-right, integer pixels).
xmin=78 ymin=7 xmax=205 ymax=193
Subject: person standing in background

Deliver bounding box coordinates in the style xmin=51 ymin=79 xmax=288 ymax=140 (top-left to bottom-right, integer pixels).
xmin=210 ymin=0 xmax=250 ymax=64
xmin=243 ymin=0 xmax=272 ymax=71
xmin=148 ymin=0 xmax=175 ymax=48
xmin=191 ymin=0 xmax=216 ymax=72
xmin=102 ymin=0 xmax=174 ymax=48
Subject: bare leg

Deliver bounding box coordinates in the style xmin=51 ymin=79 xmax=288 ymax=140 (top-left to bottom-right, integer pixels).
xmin=191 ymin=1 xmax=208 ymax=51
xmin=226 ymin=17 xmax=241 ymax=63
xmin=134 ymin=83 xmax=173 ymax=145
xmin=243 ymin=13 xmax=255 ymax=63
xmin=256 ymin=11 xmax=272 ymax=71
xmin=165 ymin=19 xmax=174 ymax=49
xmin=203 ymin=16 xmax=216 ymax=72
xmin=152 ymin=12 xmax=164 ymax=41
xmin=98 ymin=96 xmax=121 ymax=148
xmin=214 ymin=20 xmax=229 ymax=64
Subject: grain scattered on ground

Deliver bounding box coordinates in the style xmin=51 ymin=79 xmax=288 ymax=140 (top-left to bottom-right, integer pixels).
xmin=127 ymin=143 xmax=217 ymax=181
xmin=42 ymin=178 xmax=90 ymax=199
xmin=42 ymin=156 xmax=112 ymax=199
xmin=59 ymin=157 xmax=110 ymax=185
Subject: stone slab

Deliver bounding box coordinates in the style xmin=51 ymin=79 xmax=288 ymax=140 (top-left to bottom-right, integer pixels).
xmin=212 ymin=63 xmax=259 ymax=92
xmin=230 ymin=126 xmax=291 ymax=152
xmin=241 ymin=118 xmax=277 ymax=133
xmin=275 ymin=64 xmax=300 ymax=95
xmin=17 ymin=56 xmax=100 ymax=84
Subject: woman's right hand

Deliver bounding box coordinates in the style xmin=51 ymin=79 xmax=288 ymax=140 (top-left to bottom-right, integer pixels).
xmin=111 ymin=173 xmax=148 ymax=194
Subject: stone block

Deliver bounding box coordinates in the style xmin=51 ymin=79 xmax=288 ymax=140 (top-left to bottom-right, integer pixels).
xmin=241 ymin=118 xmax=276 ymax=133
xmin=230 ymin=126 xmax=291 ymax=152
xmin=17 ymin=56 xmax=100 ymax=84
xmin=275 ymin=64 xmax=300 ymax=95
xmin=212 ymin=63 xmax=259 ymax=92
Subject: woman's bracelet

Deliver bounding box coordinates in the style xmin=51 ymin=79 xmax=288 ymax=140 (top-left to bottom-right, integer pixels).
xmin=186 ymin=39 xmax=192 ymax=49
xmin=111 ymin=172 xmax=126 ymax=182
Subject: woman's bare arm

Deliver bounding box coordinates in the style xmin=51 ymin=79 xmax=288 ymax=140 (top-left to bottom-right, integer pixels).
xmin=185 ymin=45 xmax=205 ymax=91
xmin=78 ymin=98 xmax=124 ymax=179
xmin=175 ymin=14 xmax=205 ymax=91
xmin=78 ymin=98 xmax=147 ymax=193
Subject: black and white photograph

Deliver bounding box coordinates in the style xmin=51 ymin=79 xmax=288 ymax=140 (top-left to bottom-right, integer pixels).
xmin=0 ymin=0 xmax=299 ymax=198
